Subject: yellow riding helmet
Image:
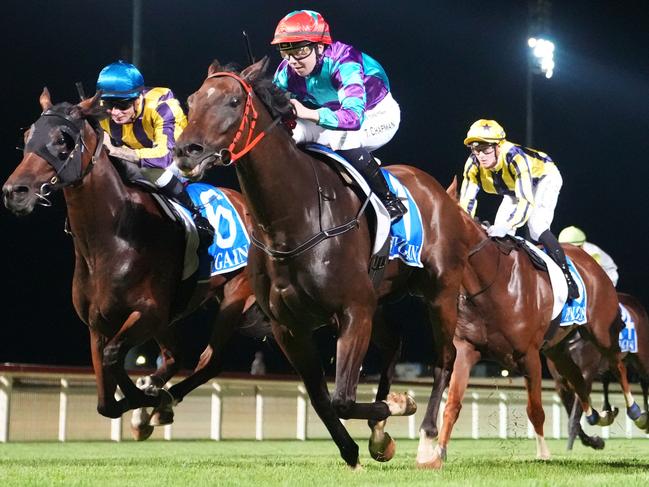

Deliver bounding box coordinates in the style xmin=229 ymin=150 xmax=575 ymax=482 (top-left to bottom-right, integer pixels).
xmin=558 ymin=226 xmax=587 ymax=245
xmin=464 ymin=119 xmax=507 ymax=146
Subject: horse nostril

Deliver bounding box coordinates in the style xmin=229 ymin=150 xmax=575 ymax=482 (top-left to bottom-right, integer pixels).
xmin=187 ymin=143 xmax=205 ymax=156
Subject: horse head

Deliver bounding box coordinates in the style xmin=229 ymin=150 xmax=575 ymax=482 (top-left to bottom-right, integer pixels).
xmin=3 ymin=88 xmax=104 ymax=215
xmin=175 ymin=57 xmax=292 ymax=180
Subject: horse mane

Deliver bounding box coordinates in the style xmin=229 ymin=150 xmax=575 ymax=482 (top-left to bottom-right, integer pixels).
xmin=215 ymin=61 xmax=295 ymax=123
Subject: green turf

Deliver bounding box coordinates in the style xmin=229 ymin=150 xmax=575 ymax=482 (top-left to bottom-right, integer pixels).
xmin=0 ymin=438 xmax=648 ymax=486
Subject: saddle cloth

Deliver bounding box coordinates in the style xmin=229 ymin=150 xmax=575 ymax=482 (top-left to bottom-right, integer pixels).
xmin=305 ymin=143 xmax=424 ymax=267
xmin=154 ymin=184 xmax=250 ymax=282
xmin=522 ymin=241 xmax=588 ymax=324
xmin=619 ymin=303 xmax=638 ymax=353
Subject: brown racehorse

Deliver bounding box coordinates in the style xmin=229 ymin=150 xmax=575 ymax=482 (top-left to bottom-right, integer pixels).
xmin=2 ymin=89 xmax=263 ymax=439
xmin=548 ymin=292 xmax=649 ymax=450
xmin=174 ymin=58 xmax=469 ymax=468
xmin=416 ymin=179 xmax=643 ymax=468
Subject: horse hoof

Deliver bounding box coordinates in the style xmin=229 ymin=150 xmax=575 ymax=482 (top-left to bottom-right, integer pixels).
xmin=416 ymin=445 xmax=445 ymax=469
xmin=130 ymin=424 xmax=154 ymax=441
xmin=585 ymin=436 xmax=605 ymax=450
xmin=384 ymin=392 xmax=417 ymax=416
xmin=149 ymin=409 xmax=174 ymax=426
xmin=368 ymin=432 xmax=396 ymax=462
xmin=634 ymin=411 xmax=648 ymax=430
xmin=597 ymin=409 xmax=616 ymax=427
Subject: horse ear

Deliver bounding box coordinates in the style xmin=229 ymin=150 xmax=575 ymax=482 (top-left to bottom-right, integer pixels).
xmin=446 ymin=176 xmax=459 ymax=201
xmin=241 ymin=56 xmax=269 ymax=83
xmin=39 ymin=87 xmax=53 ymax=111
xmin=77 ymin=91 xmax=102 ymax=116
xmin=207 ymin=59 xmax=222 ymax=77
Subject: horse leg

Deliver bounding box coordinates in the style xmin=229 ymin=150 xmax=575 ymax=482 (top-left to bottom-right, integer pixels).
xmin=417 ymin=340 xmax=478 ymax=469
xmin=598 ymin=375 xmax=619 ymax=426
xmin=367 ymin=307 xmax=402 ymax=462
xmin=521 ymin=351 xmax=550 ymax=460
xmin=103 ymin=311 xmax=167 ymax=416
xmin=544 ymin=347 xmax=603 ymax=426
xmin=640 ymin=379 xmax=649 ymax=431
xmin=608 ymin=358 xmax=644 ymax=427
xmin=416 ymin=294 xmax=458 ymax=464
xmin=272 ymin=320 xmax=361 ymax=468
xmin=89 ymin=328 xmax=123 ymax=418
xmin=130 ymin=326 xmax=183 ymax=440
xmin=165 ymin=274 xmax=250 ymax=420
xmin=331 ymin=305 xmax=415 ymax=422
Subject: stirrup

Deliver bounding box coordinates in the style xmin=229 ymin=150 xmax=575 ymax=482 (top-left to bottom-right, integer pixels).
xmin=383 ymin=195 xmax=407 ymax=222
xmin=565 ymin=274 xmax=580 ymax=300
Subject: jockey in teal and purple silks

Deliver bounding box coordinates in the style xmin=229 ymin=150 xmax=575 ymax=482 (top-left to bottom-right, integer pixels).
xmin=273 ymin=41 xmax=391 ymax=131
xmin=270 ymin=9 xmax=406 ymax=221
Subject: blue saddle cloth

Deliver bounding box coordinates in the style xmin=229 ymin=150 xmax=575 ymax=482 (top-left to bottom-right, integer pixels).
xmin=382 ymin=169 xmax=424 ymax=267
xmin=185 ymin=183 xmax=250 ymax=279
xmin=559 ymin=256 xmax=588 ymax=326
xmin=618 ymin=303 xmax=638 ymax=353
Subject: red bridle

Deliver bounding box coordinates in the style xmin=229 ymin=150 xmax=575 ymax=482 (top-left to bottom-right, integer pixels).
xmin=204 ymin=71 xmax=278 ymax=164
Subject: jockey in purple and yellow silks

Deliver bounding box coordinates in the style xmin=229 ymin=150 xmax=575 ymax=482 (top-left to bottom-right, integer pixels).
xmin=459 ymin=119 xmax=579 ymax=299
xmin=96 ymin=60 xmax=212 ymax=243
xmin=271 ymin=9 xmax=407 ymax=221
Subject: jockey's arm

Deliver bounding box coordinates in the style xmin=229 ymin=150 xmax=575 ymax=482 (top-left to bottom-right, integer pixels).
xmin=459 ymin=158 xmax=480 ymax=217
xmin=317 ymin=61 xmax=366 ymax=130
xmin=507 ymin=153 xmax=535 ymax=229
xmin=135 ymin=99 xmax=186 ymax=169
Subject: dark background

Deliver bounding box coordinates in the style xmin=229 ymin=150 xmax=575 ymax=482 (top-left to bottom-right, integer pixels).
xmin=1 ymin=1 xmax=648 ymax=376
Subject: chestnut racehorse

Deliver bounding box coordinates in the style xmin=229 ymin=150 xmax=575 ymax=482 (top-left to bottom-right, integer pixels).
xmin=2 ymin=90 xmax=264 ymax=439
xmin=174 ymin=58 xmax=470 ymax=468
xmin=416 ymin=179 xmax=643 ymax=468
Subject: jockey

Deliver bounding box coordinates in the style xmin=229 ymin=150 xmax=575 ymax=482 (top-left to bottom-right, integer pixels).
xmin=459 ymin=119 xmax=579 ymax=299
xmin=270 ymin=9 xmax=407 ymax=221
xmin=559 ymin=226 xmax=619 ymax=287
xmin=96 ymin=60 xmax=213 ymax=244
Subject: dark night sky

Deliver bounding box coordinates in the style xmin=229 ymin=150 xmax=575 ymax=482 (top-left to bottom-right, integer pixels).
xmin=1 ymin=1 xmax=648 ymax=374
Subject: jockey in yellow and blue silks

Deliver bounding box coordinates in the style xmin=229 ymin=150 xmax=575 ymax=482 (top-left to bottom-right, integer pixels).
xmin=270 ymin=9 xmax=406 ymax=221
xmin=96 ymin=60 xmax=212 ymax=242
xmin=459 ymin=119 xmax=579 ymax=299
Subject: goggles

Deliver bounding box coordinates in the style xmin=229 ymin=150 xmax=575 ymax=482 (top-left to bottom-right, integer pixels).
xmin=469 ymin=143 xmax=496 ymax=155
xmin=278 ymin=43 xmax=315 ymax=61
xmin=102 ymin=98 xmax=137 ymax=110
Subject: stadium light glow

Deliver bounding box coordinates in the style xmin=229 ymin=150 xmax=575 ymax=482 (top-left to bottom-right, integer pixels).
xmin=528 ymin=37 xmax=555 ymax=78
xmin=501 ymin=369 xmax=509 ymax=377
xmin=135 ymin=354 xmax=147 ymax=366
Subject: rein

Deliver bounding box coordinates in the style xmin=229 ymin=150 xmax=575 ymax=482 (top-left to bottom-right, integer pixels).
xmin=462 ymin=236 xmax=503 ymax=303
xmin=202 ymin=71 xmax=281 ymax=166
xmin=250 ymin=158 xmax=372 ymax=259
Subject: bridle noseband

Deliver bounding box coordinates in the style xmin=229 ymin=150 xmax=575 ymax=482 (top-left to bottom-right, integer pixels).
xmin=198 ymin=71 xmax=281 ymax=166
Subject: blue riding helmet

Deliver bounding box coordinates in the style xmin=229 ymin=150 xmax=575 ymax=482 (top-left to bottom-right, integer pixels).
xmin=96 ymin=60 xmax=144 ymax=99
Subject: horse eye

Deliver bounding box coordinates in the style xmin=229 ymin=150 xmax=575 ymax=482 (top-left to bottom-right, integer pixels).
xmin=57 ymin=136 xmax=66 ymax=145
xmin=229 ymin=97 xmax=241 ymax=107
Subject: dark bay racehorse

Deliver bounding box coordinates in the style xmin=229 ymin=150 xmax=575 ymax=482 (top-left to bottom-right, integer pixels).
xmin=548 ymin=292 xmax=649 ymax=450
xmin=174 ymin=58 xmax=470 ymax=468
xmin=416 ymin=179 xmax=642 ymax=468
xmin=2 ymin=90 xmax=262 ymax=438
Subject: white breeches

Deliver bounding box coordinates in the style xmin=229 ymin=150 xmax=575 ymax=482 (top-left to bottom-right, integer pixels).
xmin=141 ymin=165 xmax=183 ymax=187
xmin=291 ymin=92 xmax=401 ymax=151
xmin=494 ymin=166 xmax=563 ymax=241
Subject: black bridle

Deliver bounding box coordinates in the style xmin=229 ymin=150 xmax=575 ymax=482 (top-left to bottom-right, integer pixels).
xmin=23 ymin=107 xmax=104 ymax=205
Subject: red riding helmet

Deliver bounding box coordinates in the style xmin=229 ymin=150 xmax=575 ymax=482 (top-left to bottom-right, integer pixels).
xmin=271 ymin=10 xmax=332 ymax=47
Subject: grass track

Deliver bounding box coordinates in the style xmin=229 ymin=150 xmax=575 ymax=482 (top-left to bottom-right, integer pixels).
xmin=1 ymin=438 xmax=648 ymax=486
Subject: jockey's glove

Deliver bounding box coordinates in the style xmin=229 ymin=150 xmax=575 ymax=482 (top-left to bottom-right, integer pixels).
xmin=487 ymin=224 xmax=512 ymax=238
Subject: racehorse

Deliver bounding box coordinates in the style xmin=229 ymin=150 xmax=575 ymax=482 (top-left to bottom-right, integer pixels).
xmin=2 ymin=89 xmax=264 ymax=439
xmin=416 ymin=178 xmax=643 ymax=468
xmin=547 ymin=292 xmax=649 ymax=450
xmin=173 ymin=58 xmax=470 ymax=468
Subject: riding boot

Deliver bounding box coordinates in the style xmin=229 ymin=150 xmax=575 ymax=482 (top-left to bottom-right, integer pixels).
xmin=539 ymin=229 xmax=580 ymax=300
xmin=338 ymin=148 xmax=407 ymax=222
xmin=158 ymin=176 xmax=215 ymax=249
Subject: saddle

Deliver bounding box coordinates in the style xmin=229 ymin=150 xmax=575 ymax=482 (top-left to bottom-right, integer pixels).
xmin=491 ymin=235 xmax=548 ymax=272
